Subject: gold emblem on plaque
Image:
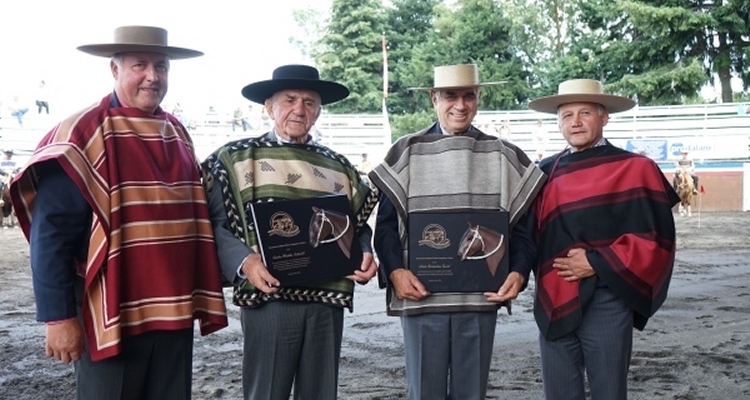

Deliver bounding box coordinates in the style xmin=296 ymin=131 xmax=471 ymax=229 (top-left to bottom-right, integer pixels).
xmin=418 ymin=224 xmax=451 ymax=249
xmin=268 ymin=212 xmax=300 ymax=237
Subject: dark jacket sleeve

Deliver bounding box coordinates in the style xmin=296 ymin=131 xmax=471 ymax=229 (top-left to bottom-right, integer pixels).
xmin=206 ymin=177 xmax=251 ymax=286
xmin=373 ymin=192 xmax=404 ymax=282
xmin=508 ymin=211 xmax=536 ymax=291
xmin=30 ymin=161 xmax=91 ymax=322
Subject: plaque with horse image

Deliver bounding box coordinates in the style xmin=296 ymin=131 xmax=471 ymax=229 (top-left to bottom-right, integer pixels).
xmin=408 ymin=210 xmax=509 ymax=293
xmin=250 ymin=194 xmax=362 ymax=286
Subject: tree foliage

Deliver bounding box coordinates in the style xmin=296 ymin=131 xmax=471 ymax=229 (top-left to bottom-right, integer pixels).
xmin=383 ymin=0 xmax=442 ymax=115
xmin=315 ymin=0 xmax=387 ymax=113
xmin=289 ymin=0 xmax=750 ymax=121
xmin=576 ymin=0 xmax=750 ymax=104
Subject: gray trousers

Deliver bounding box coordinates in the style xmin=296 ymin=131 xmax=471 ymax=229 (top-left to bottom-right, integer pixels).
xmin=74 ymin=328 xmax=194 ymax=400
xmin=240 ymin=301 xmax=344 ymax=400
xmin=401 ymin=311 xmax=497 ymax=400
xmin=540 ymin=286 xmax=634 ymax=400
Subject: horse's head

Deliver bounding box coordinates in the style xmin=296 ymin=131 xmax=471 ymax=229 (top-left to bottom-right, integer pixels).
xmin=457 ymin=222 xmax=505 ymax=262
xmin=457 ymin=222 xmax=482 ymax=261
xmin=676 ymin=169 xmax=689 ymax=184
xmin=308 ymin=207 xmax=351 ymax=248
xmin=309 ymin=206 xmax=329 ymax=248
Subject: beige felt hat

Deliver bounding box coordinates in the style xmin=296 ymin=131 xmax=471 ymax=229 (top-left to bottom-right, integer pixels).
xmin=77 ymin=26 xmax=203 ymax=59
xmin=408 ymin=64 xmax=506 ymax=91
xmin=529 ymin=79 xmax=635 ymax=114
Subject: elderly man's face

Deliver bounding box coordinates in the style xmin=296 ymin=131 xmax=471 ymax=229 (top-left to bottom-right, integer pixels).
xmin=557 ymin=102 xmax=609 ymax=152
xmin=265 ymin=89 xmax=321 ymax=143
xmin=430 ymin=88 xmax=480 ymax=135
xmin=111 ymin=52 xmax=169 ymax=114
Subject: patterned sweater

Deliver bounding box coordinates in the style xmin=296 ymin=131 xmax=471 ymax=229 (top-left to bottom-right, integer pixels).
xmin=202 ymin=132 xmax=379 ymax=310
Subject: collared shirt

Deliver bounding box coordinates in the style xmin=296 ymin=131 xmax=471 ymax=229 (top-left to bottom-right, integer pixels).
xmin=438 ymin=124 xmax=470 ymax=136
xmin=271 ymin=129 xmax=315 ymax=145
xmin=563 ymin=137 xmax=607 ymax=155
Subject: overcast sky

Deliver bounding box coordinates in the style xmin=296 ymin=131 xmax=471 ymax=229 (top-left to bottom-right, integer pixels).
xmin=0 ymin=0 xmax=331 ymax=116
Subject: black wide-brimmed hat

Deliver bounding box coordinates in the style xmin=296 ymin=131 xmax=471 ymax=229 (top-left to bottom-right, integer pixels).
xmin=241 ymin=64 xmax=350 ymax=105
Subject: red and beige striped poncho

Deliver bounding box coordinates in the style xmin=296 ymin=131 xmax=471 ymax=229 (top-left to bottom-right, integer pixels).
xmin=11 ymin=94 xmax=227 ymax=361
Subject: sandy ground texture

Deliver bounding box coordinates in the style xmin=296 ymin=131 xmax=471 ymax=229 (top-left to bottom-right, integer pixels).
xmin=1 ymin=211 xmax=749 ymax=400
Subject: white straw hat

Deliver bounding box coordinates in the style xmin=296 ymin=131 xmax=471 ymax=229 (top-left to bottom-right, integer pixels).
xmin=408 ymin=64 xmax=506 ymax=91
xmin=529 ymin=79 xmax=635 ymax=114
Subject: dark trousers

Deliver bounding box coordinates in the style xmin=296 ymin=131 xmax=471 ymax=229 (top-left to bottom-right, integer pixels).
xmin=540 ymin=286 xmax=633 ymax=400
xmin=240 ymin=302 xmax=344 ymax=400
xmin=74 ymin=329 xmax=194 ymax=400
xmin=232 ymin=119 xmax=249 ymax=132
xmin=401 ymin=311 xmax=497 ymax=400
xmin=36 ymin=100 xmax=49 ymax=114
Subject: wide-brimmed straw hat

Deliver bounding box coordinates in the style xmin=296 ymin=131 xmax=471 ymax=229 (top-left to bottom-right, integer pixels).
xmin=241 ymin=64 xmax=349 ymax=105
xmin=407 ymin=64 xmax=506 ymax=91
xmin=529 ymin=79 xmax=635 ymax=114
xmin=77 ymin=26 xmax=203 ymax=59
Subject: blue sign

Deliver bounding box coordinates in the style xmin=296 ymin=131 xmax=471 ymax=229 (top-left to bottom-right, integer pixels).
xmin=669 ymin=142 xmax=713 ymax=157
xmin=627 ymin=140 xmax=668 ymax=161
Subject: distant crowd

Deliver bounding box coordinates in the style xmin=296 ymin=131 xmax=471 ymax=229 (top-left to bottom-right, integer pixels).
xmin=164 ymin=102 xmax=273 ymax=134
xmin=0 ymin=80 xmax=51 ymax=128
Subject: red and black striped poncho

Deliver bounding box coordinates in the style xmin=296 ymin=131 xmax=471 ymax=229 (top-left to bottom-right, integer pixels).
xmin=533 ymin=144 xmax=680 ymax=340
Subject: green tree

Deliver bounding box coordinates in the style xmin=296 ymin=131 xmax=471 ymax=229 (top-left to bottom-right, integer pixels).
xmin=386 ymin=0 xmax=542 ymax=139
xmin=403 ymin=0 xmax=531 ymax=110
xmin=289 ymin=6 xmax=328 ymax=62
xmin=576 ymin=0 xmax=749 ymax=104
xmin=383 ymin=0 xmax=442 ymax=115
xmin=507 ymin=0 xmax=597 ymax=99
xmin=315 ymin=0 xmax=387 ymax=113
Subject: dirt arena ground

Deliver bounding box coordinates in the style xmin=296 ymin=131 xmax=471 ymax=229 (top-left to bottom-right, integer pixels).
xmin=1 ymin=211 xmax=749 ymax=399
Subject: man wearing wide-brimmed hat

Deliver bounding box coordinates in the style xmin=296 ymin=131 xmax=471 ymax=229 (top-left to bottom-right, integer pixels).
xmin=202 ymin=64 xmax=379 ymax=400
xmin=368 ymin=64 xmax=546 ymax=399
xmin=9 ymin=25 xmax=228 ymax=400
xmin=0 ymin=149 xmax=17 ymax=176
xmin=674 ymin=149 xmax=699 ymax=195
xmin=527 ymin=79 xmax=679 ymax=400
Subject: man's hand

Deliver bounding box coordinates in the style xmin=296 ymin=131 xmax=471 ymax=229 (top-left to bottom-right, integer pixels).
xmin=242 ymin=253 xmax=279 ymax=293
xmin=389 ymin=269 xmax=429 ymax=301
xmin=553 ymin=248 xmax=595 ymax=282
xmin=45 ymin=318 xmax=85 ymax=364
xmin=484 ymin=271 xmax=525 ymax=303
xmin=347 ymin=252 xmax=377 ymax=283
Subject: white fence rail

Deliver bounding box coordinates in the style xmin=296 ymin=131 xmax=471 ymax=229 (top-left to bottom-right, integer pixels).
xmin=2 ymin=103 xmax=748 ymax=166
xmin=475 ymin=102 xmax=750 ymax=162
